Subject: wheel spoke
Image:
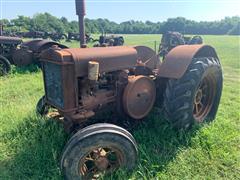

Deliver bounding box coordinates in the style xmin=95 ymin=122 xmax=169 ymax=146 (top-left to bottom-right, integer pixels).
xmin=85 ymin=157 xmax=94 ymax=161
xmin=195 ymin=103 xmax=199 ymax=114
xmin=106 ymin=149 xmax=114 ymax=154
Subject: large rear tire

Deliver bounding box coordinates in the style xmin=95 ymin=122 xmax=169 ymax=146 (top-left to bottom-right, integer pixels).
xmin=163 ymin=57 xmax=223 ymax=129
xmin=0 ymin=56 xmax=11 ymax=76
xmin=61 ymin=123 xmax=138 ymax=180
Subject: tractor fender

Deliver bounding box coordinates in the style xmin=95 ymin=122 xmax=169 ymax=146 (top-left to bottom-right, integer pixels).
xmin=21 ymin=39 xmax=67 ymax=53
xmin=157 ymin=44 xmax=219 ymax=79
xmin=134 ymin=46 xmax=159 ymax=70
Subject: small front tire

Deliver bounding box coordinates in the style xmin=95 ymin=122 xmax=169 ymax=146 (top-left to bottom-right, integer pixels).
xmin=36 ymin=96 xmax=49 ymax=116
xmin=61 ymin=123 xmax=138 ymax=180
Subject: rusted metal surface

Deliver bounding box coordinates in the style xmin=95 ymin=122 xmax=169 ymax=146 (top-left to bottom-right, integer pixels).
xmin=21 ymin=39 xmax=67 ymax=52
xmin=158 ymin=44 xmax=219 ymax=79
xmin=40 ymin=44 xmax=161 ymax=120
xmin=12 ymin=48 xmax=33 ymax=66
xmin=41 ymin=46 xmax=139 ymax=115
xmin=134 ymin=46 xmax=159 ymax=70
xmin=0 ymin=36 xmax=22 ymax=44
xmin=78 ymin=146 xmax=123 ymax=177
xmin=76 ymin=0 xmax=86 ymax=47
xmin=81 ymin=90 xmax=115 ymax=111
xmin=122 ymin=76 xmax=156 ymax=119
xmin=41 ymin=46 xmax=138 ymax=77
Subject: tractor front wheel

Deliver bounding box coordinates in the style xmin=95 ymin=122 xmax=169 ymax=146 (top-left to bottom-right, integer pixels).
xmin=61 ymin=123 xmax=138 ymax=180
xmin=36 ymin=96 xmax=49 ymax=116
xmin=163 ymin=57 xmax=223 ymax=129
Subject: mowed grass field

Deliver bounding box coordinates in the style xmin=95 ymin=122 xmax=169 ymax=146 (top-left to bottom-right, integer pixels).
xmin=0 ymin=35 xmax=239 ymax=179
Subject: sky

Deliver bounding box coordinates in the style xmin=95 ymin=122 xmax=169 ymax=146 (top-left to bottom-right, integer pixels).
xmin=0 ymin=0 xmax=240 ymax=23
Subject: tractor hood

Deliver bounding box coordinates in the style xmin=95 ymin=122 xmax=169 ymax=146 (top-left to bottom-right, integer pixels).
xmin=41 ymin=46 xmax=138 ymax=77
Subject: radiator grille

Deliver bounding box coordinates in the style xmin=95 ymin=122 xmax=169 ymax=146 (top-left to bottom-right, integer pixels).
xmin=44 ymin=62 xmax=64 ymax=108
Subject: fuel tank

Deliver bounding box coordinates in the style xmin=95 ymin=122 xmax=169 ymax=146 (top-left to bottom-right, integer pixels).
xmin=41 ymin=46 xmax=138 ymax=77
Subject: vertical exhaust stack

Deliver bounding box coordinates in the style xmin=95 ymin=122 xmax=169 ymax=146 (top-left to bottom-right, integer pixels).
xmin=0 ymin=23 xmax=3 ymax=36
xmin=76 ymin=0 xmax=86 ymax=48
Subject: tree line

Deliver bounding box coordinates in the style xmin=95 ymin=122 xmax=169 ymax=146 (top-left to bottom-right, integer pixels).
xmin=1 ymin=13 xmax=239 ymax=35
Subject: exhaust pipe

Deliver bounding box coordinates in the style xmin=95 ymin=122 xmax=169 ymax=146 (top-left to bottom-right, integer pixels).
xmin=75 ymin=0 xmax=86 ymax=47
xmin=0 ymin=23 xmax=3 ymax=36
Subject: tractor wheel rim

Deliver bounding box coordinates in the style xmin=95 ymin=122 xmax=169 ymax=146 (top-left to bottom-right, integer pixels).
xmin=78 ymin=147 xmax=123 ymax=178
xmin=193 ymin=73 xmax=216 ymax=122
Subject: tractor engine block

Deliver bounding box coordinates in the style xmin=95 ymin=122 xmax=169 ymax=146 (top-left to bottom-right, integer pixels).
xmin=76 ymin=71 xmax=127 ymax=119
xmin=40 ymin=45 xmax=158 ymax=125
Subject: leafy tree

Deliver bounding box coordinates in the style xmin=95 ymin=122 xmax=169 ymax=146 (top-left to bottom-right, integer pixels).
xmin=1 ymin=14 xmax=239 ymax=35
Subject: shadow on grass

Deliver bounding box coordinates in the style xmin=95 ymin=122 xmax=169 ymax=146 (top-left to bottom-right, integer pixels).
xmin=108 ymin=109 xmax=202 ymax=179
xmin=0 ymin=114 xmax=67 ymax=180
xmin=0 ymin=110 xmax=202 ymax=179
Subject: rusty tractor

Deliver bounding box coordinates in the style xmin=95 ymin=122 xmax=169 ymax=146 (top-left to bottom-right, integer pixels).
xmin=0 ymin=36 xmax=67 ymax=75
xmin=36 ymin=0 xmax=223 ymax=179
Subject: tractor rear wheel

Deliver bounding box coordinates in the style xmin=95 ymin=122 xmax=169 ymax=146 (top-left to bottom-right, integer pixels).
xmin=163 ymin=57 xmax=223 ymax=129
xmin=61 ymin=123 xmax=138 ymax=180
xmin=0 ymin=56 xmax=11 ymax=76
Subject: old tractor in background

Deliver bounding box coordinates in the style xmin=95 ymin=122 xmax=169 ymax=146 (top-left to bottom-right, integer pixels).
xmin=0 ymin=36 xmax=67 ymax=76
xmin=159 ymin=31 xmax=203 ymax=58
xmin=35 ymin=0 xmax=223 ymax=179
xmin=16 ymin=31 xmax=67 ymax=42
xmin=93 ymin=32 xmax=124 ymax=47
xmin=67 ymin=32 xmax=94 ymax=43
xmin=67 ymin=31 xmax=124 ymax=47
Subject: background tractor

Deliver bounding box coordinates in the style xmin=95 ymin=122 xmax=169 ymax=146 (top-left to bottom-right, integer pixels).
xmin=0 ymin=36 xmax=67 ymax=76
xmin=159 ymin=31 xmax=203 ymax=58
xmin=93 ymin=31 xmax=124 ymax=47
xmin=36 ymin=0 xmax=223 ymax=179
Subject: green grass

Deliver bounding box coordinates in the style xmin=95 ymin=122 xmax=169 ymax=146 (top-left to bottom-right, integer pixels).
xmin=0 ymin=35 xmax=239 ymax=179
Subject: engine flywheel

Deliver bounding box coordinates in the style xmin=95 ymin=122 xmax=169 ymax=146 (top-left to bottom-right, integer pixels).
xmin=123 ymin=75 xmax=156 ymax=119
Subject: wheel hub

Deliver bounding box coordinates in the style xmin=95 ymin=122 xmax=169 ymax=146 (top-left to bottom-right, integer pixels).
xmin=193 ymin=74 xmax=216 ymax=122
xmin=95 ymin=157 xmax=109 ymax=171
xmin=79 ymin=147 xmax=122 ymax=177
